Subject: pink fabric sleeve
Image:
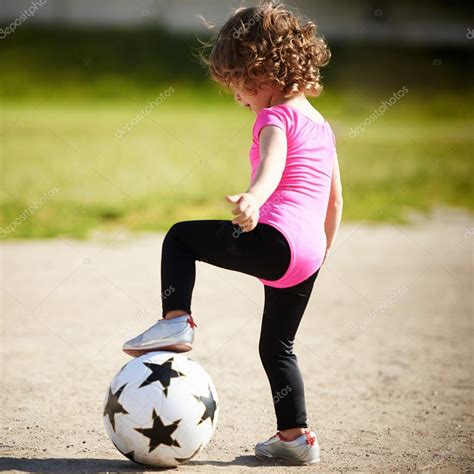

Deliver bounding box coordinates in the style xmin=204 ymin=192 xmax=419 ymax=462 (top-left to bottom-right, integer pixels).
xmin=327 ymin=122 xmax=337 ymax=147
xmin=253 ymin=108 xmax=287 ymax=140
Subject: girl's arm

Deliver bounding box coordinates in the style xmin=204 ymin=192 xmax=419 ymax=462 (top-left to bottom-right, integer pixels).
xmin=246 ymin=125 xmax=287 ymax=205
xmin=324 ymin=153 xmax=343 ymax=262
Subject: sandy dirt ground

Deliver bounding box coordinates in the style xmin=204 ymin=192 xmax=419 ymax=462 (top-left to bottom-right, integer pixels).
xmin=1 ymin=209 xmax=472 ymax=472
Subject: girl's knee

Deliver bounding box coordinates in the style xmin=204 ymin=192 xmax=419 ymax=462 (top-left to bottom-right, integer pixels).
xmin=259 ymin=337 xmax=275 ymax=366
xmin=168 ymin=221 xmax=188 ymax=236
xmin=164 ymin=221 xmax=192 ymax=245
xmin=259 ymin=338 xmax=295 ymax=366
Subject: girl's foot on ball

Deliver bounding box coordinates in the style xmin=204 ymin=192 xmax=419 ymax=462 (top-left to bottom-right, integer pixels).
xmin=122 ymin=314 xmax=196 ymax=357
xmin=255 ymin=430 xmax=320 ymax=465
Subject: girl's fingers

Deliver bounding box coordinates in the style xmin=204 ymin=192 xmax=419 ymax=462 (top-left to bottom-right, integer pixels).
xmin=232 ymin=208 xmax=254 ymax=224
xmin=228 ymin=194 xmax=259 ymax=220
xmin=232 ymin=215 xmax=247 ymax=225
xmin=231 ymin=203 xmax=247 ymax=216
xmin=238 ymin=197 xmax=254 ymax=213
xmin=238 ymin=212 xmax=258 ymax=229
xmin=233 ymin=215 xmax=253 ymax=226
xmin=242 ymin=220 xmax=257 ymax=232
xmin=231 ymin=207 xmax=242 ymax=215
xmin=231 ymin=208 xmax=243 ymax=221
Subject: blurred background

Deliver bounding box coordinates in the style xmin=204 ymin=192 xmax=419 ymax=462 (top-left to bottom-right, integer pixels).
xmin=1 ymin=0 xmax=473 ymax=238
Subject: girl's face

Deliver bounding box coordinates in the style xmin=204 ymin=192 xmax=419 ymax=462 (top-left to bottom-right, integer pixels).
xmin=231 ymin=84 xmax=275 ymax=113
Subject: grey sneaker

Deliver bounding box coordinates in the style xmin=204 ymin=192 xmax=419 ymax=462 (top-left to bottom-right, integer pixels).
xmin=255 ymin=431 xmax=320 ymax=465
xmin=122 ymin=314 xmax=196 ymax=357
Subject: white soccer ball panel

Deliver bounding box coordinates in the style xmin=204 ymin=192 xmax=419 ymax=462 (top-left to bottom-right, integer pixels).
xmin=106 ymin=413 xmax=149 ymax=461
xmin=110 ymin=359 xmax=148 ymax=392
xmin=121 ymin=383 xmax=163 ymax=426
xmin=173 ymin=417 xmax=215 ymax=453
xmin=182 ymin=359 xmax=216 ymax=392
xmin=159 ymin=381 xmax=202 ymax=423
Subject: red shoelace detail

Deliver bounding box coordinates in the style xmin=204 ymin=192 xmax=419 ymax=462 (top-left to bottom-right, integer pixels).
xmin=276 ymin=432 xmax=289 ymax=442
xmin=276 ymin=431 xmax=316 ymax=445
xmin=305 ymin=431 xmax=316 ymax=446
xmin=187 ymin=314 xmax=197 ymax=329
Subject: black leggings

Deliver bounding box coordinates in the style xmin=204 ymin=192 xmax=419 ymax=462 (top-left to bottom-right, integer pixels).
xmin=161 ymin=220 xmax=320 ymax=431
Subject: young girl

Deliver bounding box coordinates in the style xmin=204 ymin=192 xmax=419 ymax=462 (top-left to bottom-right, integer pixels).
xmin=123 ymin=0 xmax=343 ymax=465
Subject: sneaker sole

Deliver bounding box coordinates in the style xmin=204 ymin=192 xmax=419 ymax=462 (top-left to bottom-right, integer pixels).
xmin=255 ymin=452 xmax=320 ymax=465
xmin=122 ymin=343 xmax=193 ymax=357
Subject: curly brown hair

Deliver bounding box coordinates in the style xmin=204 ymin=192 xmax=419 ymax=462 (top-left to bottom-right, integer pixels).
xmin=204 ymin=0 xmax=331 ymax=98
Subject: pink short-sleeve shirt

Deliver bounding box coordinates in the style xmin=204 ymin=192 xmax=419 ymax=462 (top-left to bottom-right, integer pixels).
xmin=250 ymin=104 xmax=337 ymax=288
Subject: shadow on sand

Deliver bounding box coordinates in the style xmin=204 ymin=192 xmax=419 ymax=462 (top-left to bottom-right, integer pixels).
xmin=0 ymin=455 xmax=285 ymax=472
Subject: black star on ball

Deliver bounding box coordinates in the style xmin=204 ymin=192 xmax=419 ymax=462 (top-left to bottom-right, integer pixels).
xmin=114 ymin=444 xmax=136 ymax=463
xmin=194 ymin=386 xmax=218 ymax=425
xmin=123 ymin=450 xmax=136 ymax=462
xmin=139 ymin=358 xmax=185 ymax=396
xmin=135 ymin=408 xmax=181 ymax=452
xmin=103 ymin=383 xmax=129 ymax=432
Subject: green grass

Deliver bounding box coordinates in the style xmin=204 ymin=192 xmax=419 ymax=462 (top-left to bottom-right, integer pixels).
xmin=1 ymin=27 xmax=472 ymax=238
xmin=1 ymin=88 xmax=472 ymax=239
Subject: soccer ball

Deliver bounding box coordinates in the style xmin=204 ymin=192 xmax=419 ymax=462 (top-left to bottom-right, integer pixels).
xmin=103 ymin=351 xmax=219 ymax=467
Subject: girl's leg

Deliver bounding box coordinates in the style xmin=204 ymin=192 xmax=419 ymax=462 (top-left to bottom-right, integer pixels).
xmin=160 ymin=220 xmax=291 ymax=318
xmin=258 ymin=268 xmax=320 ymax=433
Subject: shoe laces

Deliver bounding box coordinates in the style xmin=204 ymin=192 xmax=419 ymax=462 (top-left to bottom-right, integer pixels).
xmin=276 ymin=431 xmax=315 ymax=444
xmin=305 ymin=431 xmax=316 ymax=446
xmin=187 ymin=314 xmax=197 ymax=329
xmin=276 ymin=432 xmax=290 ymax=442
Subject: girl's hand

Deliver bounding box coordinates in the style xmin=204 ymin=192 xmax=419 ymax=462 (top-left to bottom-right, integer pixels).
xmin=226 ymin=193 xmax=260 ymax=232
